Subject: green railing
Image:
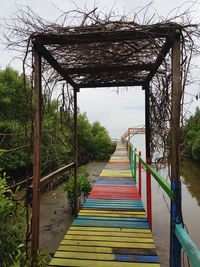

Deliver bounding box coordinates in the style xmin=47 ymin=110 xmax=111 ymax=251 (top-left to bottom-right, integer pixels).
xmin=125 ymin=139 xmax=200 ymax=267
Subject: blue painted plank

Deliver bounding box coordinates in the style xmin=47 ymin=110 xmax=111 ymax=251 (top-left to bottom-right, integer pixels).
xmin=84 ymin=205 xmax=143 ymax=208
xmin=72 ymin=219 xmax=149 ymax=228
xmin=83 ymin=207 xmax=145 ymax=211
xmin=84 ymin=202 xmax=142 ymax=206
xmin=115 ymin=254 xmax=159 ymax=263
xmin=77 ymin=216 xmax=147 ymax=222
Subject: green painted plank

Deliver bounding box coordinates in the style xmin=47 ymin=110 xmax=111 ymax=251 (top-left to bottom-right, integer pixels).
xmin=69 ymin=226 xmax=151 ymax=233
xmin=175 ymin=224 xmax=200 ymax=267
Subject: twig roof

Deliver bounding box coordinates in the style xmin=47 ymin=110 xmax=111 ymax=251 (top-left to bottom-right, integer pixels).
xmin=31 ymin=21 xmax=182 ymax=89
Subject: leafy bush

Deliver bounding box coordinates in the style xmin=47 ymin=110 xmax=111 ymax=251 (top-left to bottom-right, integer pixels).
xmin=192 ymin=136 xmax=200 ymax=161
xmin=0 ymin=175 xmax=51 ymax=266
xmin=10 ymin=248 xmax=51 ymax=267
xmin=64 ymin=167 xmax=92 ymax=211
xmin=0 ymin=175 xmax=25 ymax=266
xmin=181 ymin=108 xmax=200 ymax=161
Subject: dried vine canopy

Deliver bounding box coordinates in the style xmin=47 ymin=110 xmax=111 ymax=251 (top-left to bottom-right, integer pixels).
xmin=3 ymin=6 xmax=200 ymax=163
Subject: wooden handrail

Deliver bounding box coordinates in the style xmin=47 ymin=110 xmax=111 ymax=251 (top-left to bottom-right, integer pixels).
xmin=10 ymin=162 xmax=75 ymax=191
xmin=33 ymin=162 xmax=75 ymax=189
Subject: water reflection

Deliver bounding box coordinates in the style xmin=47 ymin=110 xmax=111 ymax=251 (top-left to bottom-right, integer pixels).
xmin=181 ymin=159 xmax=200 ymax=207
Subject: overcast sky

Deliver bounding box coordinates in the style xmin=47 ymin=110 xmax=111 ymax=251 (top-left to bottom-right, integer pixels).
xmin=0 ymin=0 xmax=200 ymax=137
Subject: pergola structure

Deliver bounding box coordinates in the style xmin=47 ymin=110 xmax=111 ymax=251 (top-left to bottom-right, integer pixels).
xmin=31 ymin=21 xmax=183 ymax=266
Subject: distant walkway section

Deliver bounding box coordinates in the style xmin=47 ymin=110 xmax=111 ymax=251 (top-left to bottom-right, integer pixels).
xmin=49 ymin=141 xmax=160 ymax=266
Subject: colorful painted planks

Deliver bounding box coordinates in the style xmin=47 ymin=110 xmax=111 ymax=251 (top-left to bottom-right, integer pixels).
xmin=48 ymin=141 xmax=160 ymax=267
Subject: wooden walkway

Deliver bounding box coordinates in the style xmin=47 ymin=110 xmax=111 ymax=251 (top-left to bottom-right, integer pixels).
xmin=49 ymin=142 xmax=160 ymax=267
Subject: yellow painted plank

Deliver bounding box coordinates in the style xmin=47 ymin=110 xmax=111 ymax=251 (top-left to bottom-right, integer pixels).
xmin=78 ymin=212 xmax=146 ymax=218
xmin=100 ymin=170 xmax=132 ymax=177
xmin=64 ymin=235 xmax=154 ymax=243
xmin=69 ymin=226 xmax=151 ymax=233
xmin=79 ymin=210 xmax=146 ymax=215
xmin=109 ymin=159 xmax=129 ymax=162
xmin=57 ymin=245 xmax=113 ymax=253
xmin=67 ymin=230 xmax=152 ymax=238
xmin=54 ymin=251 xmax=115 ymax=260
xmin=60 ymin=239 xmax=155 ymax=249
xmin=49 ymin=258 xmax=160 ymax=267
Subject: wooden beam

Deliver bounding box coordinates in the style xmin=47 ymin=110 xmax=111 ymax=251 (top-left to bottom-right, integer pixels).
xmin=63 ymin=63 xmax=153 ymax=75
xmin=32 ymin=26 xmax=180 ymax=45
xmin=171 ymin=35 xmax=182 ymax=181
xmin=32 ymin=47 xmax=42 ymax=262
xmin=144 ymin=82 xmax=152 ymax=230
xmin=170 ymin=32 xmax=182 ymax=267
xmin=143 ymin=37 xmax=174 ymax=86
xmin=32 ymin=43 xmax=79 ymax=90
xmin=79 ymin=80 xmax=143 ymax=88
xmin=73 ymin=89 xmax=78 ymax=216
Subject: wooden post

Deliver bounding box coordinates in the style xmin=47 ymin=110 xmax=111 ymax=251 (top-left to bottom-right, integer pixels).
xmin=73 ymin=88 xmax=78 ymax=216
xmin=146 ymin=157 xmax=152 ymax=230
xmin=170 ymin=32 xmax=182 ymax=267
xmin=138 ymin=151 xmax=142 ymax=197
xmin=32 ymin=48 xmax=42 ymax=261
xmin=144 ymin=82 xmax=152 ymax=230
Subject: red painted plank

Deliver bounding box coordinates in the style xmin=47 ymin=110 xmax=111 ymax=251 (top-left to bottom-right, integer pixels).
xmin=88 ymin=185 xmax=140 ymax=200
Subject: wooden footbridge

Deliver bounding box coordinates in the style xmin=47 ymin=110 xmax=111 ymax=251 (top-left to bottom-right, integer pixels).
xmin=28 ymin=17 xmax=200 ymax=267
xmin=49 ymin=141 xmax=160 ymax=267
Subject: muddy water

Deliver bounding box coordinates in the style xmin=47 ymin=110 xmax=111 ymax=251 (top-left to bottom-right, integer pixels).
xmin=149 ymin=160 xmax=200 ymax=266
xmin=132 ymin=135 xmax=200 ymax=266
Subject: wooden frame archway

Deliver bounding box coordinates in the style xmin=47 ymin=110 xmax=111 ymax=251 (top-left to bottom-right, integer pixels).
xmin=31 ymin=23 xmax=182 ymax=266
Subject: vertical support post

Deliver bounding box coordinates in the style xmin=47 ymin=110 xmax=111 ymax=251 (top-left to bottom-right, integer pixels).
xmin=134 ymin=148 xmax=137 ymax=182
xmin=138 ymin=151 xmax=142 ymax=197
xmin=32 ymin=47 xmax=42 ymax=261
xmin=73 ymin=88 xmax=78 ymax=216
xmin=170 ymin=33 xmax=182 ymax=267
xmin=144 ymin=82 xmax=152 ymax=230
xmin=146 ymin=157 xmax=152 ymax=230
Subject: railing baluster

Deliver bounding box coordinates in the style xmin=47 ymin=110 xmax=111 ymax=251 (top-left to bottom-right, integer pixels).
xmin=146 ymin=157 xmax=152 ymax=230
xmin=138 ymin=151 xmax=142 ymax=197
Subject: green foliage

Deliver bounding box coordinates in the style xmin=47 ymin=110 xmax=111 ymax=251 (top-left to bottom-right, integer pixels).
xmin=0 ymin=175 xmax=51 ymax=266
xmin=0 ymin=67 xmax=32 ymax=175
xmin=10 ymin=249 xmax=51 ymax=267
xmin=64 ymin=166 xmax=92 ymax=211
xmin=0 ymin=67 xmax=114 ymax=181
xmin=192 ymin=136 xmax=200 ymax=160
xmin=92 ymin=122 xmax=115 ymax=160
xmin=181 ymin=108 xmax=200 ymax=161
xmin=0 ymin=175 xmax=25 ymax=266
xmin=77 ymin=116 xmax=115 ymax=163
